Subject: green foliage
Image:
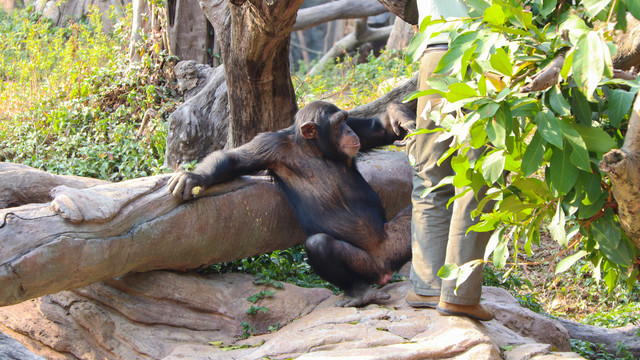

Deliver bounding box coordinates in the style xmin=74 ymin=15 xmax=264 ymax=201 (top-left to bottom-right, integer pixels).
xmin=0 ymin=6 xmax=179 ymax=181
xmin=294 ymin=50 xmax=417 ymax=109
xmin=407 ymin=0 xmax=640 ymax=292
xmin=581 ymin=301 xmax=640 ymax=328
xmin=200 ymin=245 xmax=339 ymax=292
xmin=571 ymin=339 xmax=635 ymax=360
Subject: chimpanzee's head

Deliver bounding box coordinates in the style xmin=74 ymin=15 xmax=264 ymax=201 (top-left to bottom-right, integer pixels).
xmin=294 ymin=101 xmax=360 ymax=160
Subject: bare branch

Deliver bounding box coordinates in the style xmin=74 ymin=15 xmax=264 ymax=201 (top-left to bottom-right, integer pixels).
xmin=520 ymin=53 xmax=565 ymax=93
xmin=293 ymin=0 xmax=388 ymax=31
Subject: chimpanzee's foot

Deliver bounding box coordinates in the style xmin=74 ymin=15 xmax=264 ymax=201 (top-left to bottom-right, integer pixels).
xmin=334 ymin=286 xmax=390 ymax=307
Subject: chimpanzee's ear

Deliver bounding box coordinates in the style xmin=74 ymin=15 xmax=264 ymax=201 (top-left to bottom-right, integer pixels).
xmin=300 ymin=122 xmax=318 ymax=140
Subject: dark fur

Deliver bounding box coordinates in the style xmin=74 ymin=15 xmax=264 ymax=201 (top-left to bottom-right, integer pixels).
xmin=168 ymin=100 xmax=415 ymax=306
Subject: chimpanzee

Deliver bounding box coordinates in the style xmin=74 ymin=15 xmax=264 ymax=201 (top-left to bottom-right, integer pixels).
xmin=168 ymin=101 xmax=415 ymax=307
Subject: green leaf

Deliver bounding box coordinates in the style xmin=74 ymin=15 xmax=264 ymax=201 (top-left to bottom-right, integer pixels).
xmin=435 ymin=32 xmax=479 ymax=74
xmin=421 ymin=176 xmax=454 ymax=198
xmin=484 ymin=229 xmax=503 ymax=261
xmin=559 ymin=15 xmax=591 ymax=44
xmin=579 ymin=170 xmax=604 ymax=204
xmin=571 ymin=123 xmax=616 ymax=154
xmin=616 ymin=1 xmax=629 ymax=30
xmin=608 ymin=89 xmax=636 ymax=127
xmin=521 ymin=132 xmax=546 ymax=177
xmin=590 ymin=209 xmax=633 ymax=267
xmin=537 ymin=0 xmax=558 ymax=18
xmin=403 ymin=89 xmax=443 ymax=102
xmin=493 ymin=238 xmax=509 ymax=268
xmin=455 ymin=260 xmax=484 ymax=291
xmin=627 ymin=0 xmax=640 ymax=20
xmin=438 ymin=263 xmax=460 ymax=280
xmin=571 ymin=88 xmax=593 ymax=126
xmin=548 ymin=144 xmax=579 ymax=194
xmin=512 ymin=177 xmax=552 ymax=204
xmin=466 ymin=0 xmax=491 ymax=14
xmin=573 ymin=31 xmax=607 ymax=100
xmin=549 ymin=202 xmax=568 ymax=246
xmin=484 ymin=3 xmax=506 ymax=26
xmin=470 ymin=120 xmax=488 ymax=148
xmin=535 ymin=111 xmax=563 ymax=149
xmin=582 ymin=0 xmax=614 ymax=18
xmin=578 ymin=191 xmax=607 ymax=219
xmin=482 ymin=150 xmax=506 ymax=184
xmin=446 ymin=82 xmax=479 ymax=102
xmin=451 ymin=155 xmax=472 ymax=187
xmin=406 ymin=31 xmax=430 ymax=65
xmin=566 ymin=134 xmax=591 ymax=171
xmin=548 ymin=86 xmax=571 ymax=116
xmin=489 ymin=48 xmax=513 ymax=76
xmin=487 ymin=117 xmax=506 ymax=149
xmin=555 ymin=250 xmax=588 ymax=275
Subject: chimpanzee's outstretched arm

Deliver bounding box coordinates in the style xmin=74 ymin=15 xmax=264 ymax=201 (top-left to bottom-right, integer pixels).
xmin=168 ymin=132 xmax=282 ymax=200
xmin=347 ymin=102 xmax=416 ymax=151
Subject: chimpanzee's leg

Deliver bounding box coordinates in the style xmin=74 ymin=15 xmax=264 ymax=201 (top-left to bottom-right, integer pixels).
xmin=305 ymin=233 xmax=391 ymax=307
xmin=376 ymin=205 xmax=413 ymax=271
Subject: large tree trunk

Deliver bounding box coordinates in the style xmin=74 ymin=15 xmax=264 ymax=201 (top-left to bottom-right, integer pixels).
xmin=199 ymin=0 xmax=303 ymax=148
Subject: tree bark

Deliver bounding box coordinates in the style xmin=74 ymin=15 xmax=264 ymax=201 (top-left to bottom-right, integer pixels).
xmin=599 ymin=93 xmax=640 ymax=248
xmin=164 ymin=61 xmax=229 ymax=170
xmin=376 ymin=0 xmax=418 ymax=25
xmin=0 ymin=152 xmax=412 ymax=306
xmin=165 ymin=0 xmax=215 ymax=64
xmin=199 ymin=0 xmax=303 ymax=148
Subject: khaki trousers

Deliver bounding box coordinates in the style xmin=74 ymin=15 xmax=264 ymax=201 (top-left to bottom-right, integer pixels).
xmin=407 ymin=47 xmax=492 ymax=305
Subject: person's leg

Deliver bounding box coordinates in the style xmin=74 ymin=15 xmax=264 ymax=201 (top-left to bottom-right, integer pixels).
xmin=437 ymin=147 xmax=495 ymax=320
xmin=407 ymin=46 xmax=453 ymax=306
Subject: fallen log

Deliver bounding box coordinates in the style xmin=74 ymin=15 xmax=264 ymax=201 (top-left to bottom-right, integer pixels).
xmin=0 ymin=151 xmax=412 ymax=306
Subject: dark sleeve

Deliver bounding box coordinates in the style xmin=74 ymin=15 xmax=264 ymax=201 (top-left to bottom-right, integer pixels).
xmin=193 ymin=132 xmax=282 ymax=186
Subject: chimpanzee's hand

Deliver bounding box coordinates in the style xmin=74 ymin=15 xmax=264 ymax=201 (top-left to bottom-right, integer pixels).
xmin=386 ymin=102 xmax=416 ymax=147
xmin=168 ymin=171 xmax=205 ymax=200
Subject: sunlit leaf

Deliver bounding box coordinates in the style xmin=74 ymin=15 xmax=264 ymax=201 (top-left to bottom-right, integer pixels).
xmin=490 ymin=48 xmax=513 ymax=76
xmin=484 ymin=229 xmax=503 ymax=261
xmin=493 ymin=238 xmax=509 ymax=268
xmin=555 ymin=250 xmax=588 ymax=275
xmin=573 ymin=31 xmax=607 ymax=100
xmin=484 ymin=3 xmax=506 ymax=26
xmin=487 ymin=117 xmax=506 ymax=149
xmin=446 ymin=82 xmax=479 ymax=102
xmin=582 ymin=0 xmax=613 ymax=18
xmin=482 ymin=150 xmax=505 ymax=184
xmin=438 ymin=263 xmax=460 ymax=280
xmin=549 ymin=201 xmax=567 ymax=246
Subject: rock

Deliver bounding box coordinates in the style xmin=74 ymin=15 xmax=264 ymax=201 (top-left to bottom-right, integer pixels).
xmin=0 ymin=331 xmax=44 ymax=360
xmin=0 ymin=271 xmax=586 ymax=360
xmin=483 ymin=287 xmax=571 ymax=351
